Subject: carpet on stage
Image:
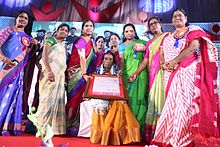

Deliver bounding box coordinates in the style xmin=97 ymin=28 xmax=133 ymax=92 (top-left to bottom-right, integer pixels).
xmin=0 ymin=135 xmax=145 ymax=147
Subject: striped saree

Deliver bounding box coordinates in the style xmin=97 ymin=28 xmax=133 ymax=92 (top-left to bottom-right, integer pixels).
xmin=152 ymin=26 xmax=219 ymax=146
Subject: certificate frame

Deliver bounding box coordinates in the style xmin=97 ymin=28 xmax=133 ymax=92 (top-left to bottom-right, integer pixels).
xmin=83 ymin=74 xmax=128 ymax=100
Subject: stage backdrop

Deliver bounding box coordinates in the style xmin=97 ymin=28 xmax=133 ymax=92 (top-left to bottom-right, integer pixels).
xmin=0 ymin=0 xmax=220 ymax=23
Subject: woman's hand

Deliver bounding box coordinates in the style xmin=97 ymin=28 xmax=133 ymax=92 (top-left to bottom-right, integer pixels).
xmin=161 ymin=63 xmax=167 ymax=70
xmin=117 ymin=70 xmax=122 ymax=76
xmin=128 ymin=73 xmax=137 ymax=82
xmin=31 ymin=38 xmax=38 ymax=45
xmin=82 ymin=74 xmax=92 ymax=82
xmin=2 ymin=57 xmax=16 ymax=69
xmin=164 ymin=59 xmax=178 ymax=72
xmin=47 ymin=71 xmax=55 ymax=82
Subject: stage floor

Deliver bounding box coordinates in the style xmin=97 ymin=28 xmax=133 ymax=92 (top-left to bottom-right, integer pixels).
xmin=0 ymin=135 xmax=217 ymax=147
xmin=0 ymin=135 xmax=145 ymax=147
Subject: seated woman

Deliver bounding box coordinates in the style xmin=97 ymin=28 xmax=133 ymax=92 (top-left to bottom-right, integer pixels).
xmin=78 ymin=51 xmax=141 ymax=145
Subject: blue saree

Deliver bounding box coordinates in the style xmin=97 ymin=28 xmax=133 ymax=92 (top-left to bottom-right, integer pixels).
xmin=0 ymin=27 xmax=30 ymax=136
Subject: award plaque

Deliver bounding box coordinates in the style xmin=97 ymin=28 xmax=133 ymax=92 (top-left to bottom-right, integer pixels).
xmin=83 ymin=74 xmax=128 ymax=100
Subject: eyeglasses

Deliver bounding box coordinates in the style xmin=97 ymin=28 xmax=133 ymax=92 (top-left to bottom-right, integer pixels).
xmin=149 ymin=21 xmax=159 ymax=27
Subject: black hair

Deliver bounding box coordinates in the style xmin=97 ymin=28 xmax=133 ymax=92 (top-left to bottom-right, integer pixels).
xmin=104 ymin=30 xmax=112 ymax=34
xmin=108 ymin=33 xmax=120 ymax=47
xmin=81 ymin=19 xmax=95 ymax=35
xmin=122 ymin=23 xmax=139 ymax=42
xmin=102 ymin=50 xmax=116 ymax=65
xmin=171 ymin=8 xmax=189 ymax=27
xmin=57 ymin=23 xmax=70 ymax=32
xmin=109 ymin=33 xmax=120 ymax=41
xmin=147 ymin=16 xmax=163 ymax=33
xmin=70 ymin=27 xmax=76 ymax=30
xmin=15 ymin=10 xmax=31 ymax=33
xmin=95 ymin=36 xmax=105 ymax=44
xmin=36 ymin=29 xmax=46 ymax=33
xmin=15 ymin=11 xmax=29 ymax=20
xmin=148 ymin=16 xmax=162 ymax=27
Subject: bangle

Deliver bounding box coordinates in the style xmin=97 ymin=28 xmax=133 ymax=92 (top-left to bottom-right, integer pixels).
xmin=82 ymin=73 xmax=87 ymax=80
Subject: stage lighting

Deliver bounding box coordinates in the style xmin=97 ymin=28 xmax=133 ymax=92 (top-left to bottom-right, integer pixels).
xmin=138 ymin=0 xmax=174 ymax=13
xmin=1 ymin=0 xmax=30 ymax=8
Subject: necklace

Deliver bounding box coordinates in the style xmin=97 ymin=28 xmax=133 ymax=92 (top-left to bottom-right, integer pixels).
xmin=173 ymin=27 xmax=188 ymax=48
xmin=174 ymin=27 xmax=188 ymax=39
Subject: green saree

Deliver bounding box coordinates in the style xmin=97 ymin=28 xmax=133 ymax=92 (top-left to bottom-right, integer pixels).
xmin=121 ymin=39 xmax=148 ymax=134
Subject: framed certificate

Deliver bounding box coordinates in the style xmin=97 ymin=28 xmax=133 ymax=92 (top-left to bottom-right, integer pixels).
xmin=83 ymin=74 xmax=128 ymax=100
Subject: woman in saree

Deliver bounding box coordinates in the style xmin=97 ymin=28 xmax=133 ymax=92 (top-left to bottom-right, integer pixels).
xmin=89 ymin=51 xmax=140 ymax=145
xmin=27 ymin=24 xmax=69 ymax=146
xmin=66 ymin=19 xmax=96 ymax=136
xmin=150 ymin=8 xmax=219 ymax=147
xmin=95 ymin=33 xmax=121 ymax=68
xmin=31 ymin=23 xmax=69 ymax=135
xmin=128 ymin=17 xmax=168 ymax=144
xmin=94 ymin=36 xmax=105 ymax=68
xmin=119 ymin=23 xmax=148 ymax=135
xmin=0 ymin=11 xmax=33 ymax=136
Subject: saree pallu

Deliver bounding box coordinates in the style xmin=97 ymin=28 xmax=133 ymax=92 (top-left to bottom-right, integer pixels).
xmin=66 ymin=37 xmax=95 ymax=136
xmin=144 ymin=33 xmax=168 ymax=143
xmin=0 ymin=28 xmax=30 ymax=136
xmin=34 ymin=39 xmax=67 ymax=135
xmin=152 ymin=25 xmax=219 ymax=147
xmin=122 ymin=39 xmax=148 ymax=135
xmin=190 ymin=29 xmax=219 ymax=144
